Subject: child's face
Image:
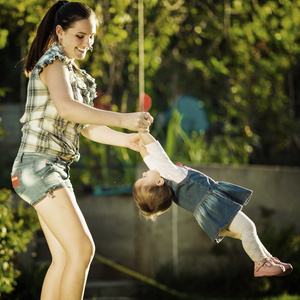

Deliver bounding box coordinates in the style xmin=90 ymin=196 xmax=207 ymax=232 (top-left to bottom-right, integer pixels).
xmin=137 ymin=170 xmax=163 ymax=187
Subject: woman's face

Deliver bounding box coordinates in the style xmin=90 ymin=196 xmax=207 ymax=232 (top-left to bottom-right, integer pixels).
xmin=56 ymin=18 xmax=96 ymax=60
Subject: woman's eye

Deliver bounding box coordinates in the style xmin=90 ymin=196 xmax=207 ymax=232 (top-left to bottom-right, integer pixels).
xmin=76 ymin=35 xmax=84 ymax=39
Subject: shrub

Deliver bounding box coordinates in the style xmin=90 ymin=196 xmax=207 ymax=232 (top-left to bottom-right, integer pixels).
xmin=0 ymin=189 xmax=39 ymax=297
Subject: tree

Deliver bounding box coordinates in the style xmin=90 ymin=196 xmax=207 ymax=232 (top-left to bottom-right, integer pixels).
xmin=151 ymin=0 xmax=300 ymax=165
xmin=0 ymin=0 xmax=299 ymax=171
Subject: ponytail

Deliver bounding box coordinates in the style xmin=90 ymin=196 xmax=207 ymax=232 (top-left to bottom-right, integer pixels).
xmin=24 ymin=1 xmax=95 ymax=77
xmin=24 ymin=1 xmax=68 ymax=77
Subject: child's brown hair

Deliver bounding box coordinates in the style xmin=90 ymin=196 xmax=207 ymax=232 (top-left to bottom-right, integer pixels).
xmin=132 ymin=180 xmax=173 ymax=221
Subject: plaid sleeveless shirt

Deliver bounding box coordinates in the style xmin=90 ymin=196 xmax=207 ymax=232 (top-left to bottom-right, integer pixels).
xmin=18 ymin=44 xmax=97 ymax=161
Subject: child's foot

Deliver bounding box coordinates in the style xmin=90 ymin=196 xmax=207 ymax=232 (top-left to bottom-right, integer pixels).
xmin=271 ymin=257 xmax=293 ymax=276
xmin=254 ymin=258 xmax=285 ymax=277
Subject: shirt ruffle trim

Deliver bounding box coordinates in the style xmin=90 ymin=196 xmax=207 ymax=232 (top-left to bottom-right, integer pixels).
xmin=33 ymin=44 xmax=71 ymax=74
xmin=33 ymin=44 xmax=97 ymax=105
xmin=73 ymin=65 xmax=97 ymax=105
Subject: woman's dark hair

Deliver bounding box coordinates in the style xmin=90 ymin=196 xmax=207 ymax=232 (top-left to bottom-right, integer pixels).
xmin=24 ymin=1 xmax=96 ymax=77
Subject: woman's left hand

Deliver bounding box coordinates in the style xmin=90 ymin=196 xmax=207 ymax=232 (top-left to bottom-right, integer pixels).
xmin=125 ymin=133 xmax=141 ymax=152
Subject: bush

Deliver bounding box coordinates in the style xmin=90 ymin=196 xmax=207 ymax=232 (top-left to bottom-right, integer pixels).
xmin=0 ymin=189 xmax=39 ymax=297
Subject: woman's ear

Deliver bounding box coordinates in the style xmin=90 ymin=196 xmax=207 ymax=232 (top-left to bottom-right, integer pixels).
xmin=56 ymin=25 xmax=64 ymax=39
xmin=156 ymin=178 xmax=164 ymax=186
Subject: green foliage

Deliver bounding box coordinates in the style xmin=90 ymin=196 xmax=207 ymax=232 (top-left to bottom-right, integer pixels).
xmin=0 ymin=116 xmax=7 ymax=139
xmin=82 ymin=0 xmax=182 ymax=112
xmin=81 ymin=0 xmax=300 ymax=167
xmin=0 ymin=29 xmax=9 ymax=49
xmin=153 ymin=0 xmax=300 ymax=166
xmin=7 ymin=264 xmax=48 ymax=300
xmin=164 ymin=109 xmax=258 ymax=164
xmin=0 ymin=189 xmax=39 ymax=296
xmin=1 ymin=0 xmax=300 ymax=187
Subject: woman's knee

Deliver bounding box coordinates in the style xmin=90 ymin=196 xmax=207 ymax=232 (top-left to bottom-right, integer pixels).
xmin=86 ymin=236 xmax=96 ymax=260
xmin=73 ymin=235 xmax=95 ymax=265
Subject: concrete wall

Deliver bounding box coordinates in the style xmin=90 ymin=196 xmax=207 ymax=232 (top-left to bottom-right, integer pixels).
xmin=0 ymin=103 xmax=23 ymax=153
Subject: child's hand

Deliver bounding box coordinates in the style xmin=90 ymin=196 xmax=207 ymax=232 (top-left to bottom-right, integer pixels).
xmin=139 ymin=138 xmax=145 ymax=147
xmin=138 ymin=132 xmax=156 ymax=145
xmin=137 ymin=138 xmax=149 ymax=158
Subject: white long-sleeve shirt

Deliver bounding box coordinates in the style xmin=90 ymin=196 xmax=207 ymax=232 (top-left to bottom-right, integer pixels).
xmin=143 ymin=140 xmax=188 ymax=184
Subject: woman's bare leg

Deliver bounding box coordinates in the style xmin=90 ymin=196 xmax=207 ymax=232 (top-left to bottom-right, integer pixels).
xmin=38 ymin=214 xmax=67 ymax=300
xmin=35 ymin=187 xmax=95 ymax=300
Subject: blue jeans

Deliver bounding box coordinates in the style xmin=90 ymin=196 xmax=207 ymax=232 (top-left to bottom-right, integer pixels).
xmin=11 ymin=152 xmax=73 ymax=206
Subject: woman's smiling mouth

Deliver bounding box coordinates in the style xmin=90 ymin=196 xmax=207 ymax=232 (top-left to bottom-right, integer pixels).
xmin=76 ymin=47 xmax=86 ymax=53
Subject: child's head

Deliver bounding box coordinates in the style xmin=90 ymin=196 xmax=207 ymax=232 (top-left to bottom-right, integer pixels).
xmin=132 ymin=170 xmax=173 ymax=221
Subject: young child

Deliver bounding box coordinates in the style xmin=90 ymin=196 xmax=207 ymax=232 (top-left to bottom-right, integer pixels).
xmin=132 ymin=132 xmax=293 ymax=277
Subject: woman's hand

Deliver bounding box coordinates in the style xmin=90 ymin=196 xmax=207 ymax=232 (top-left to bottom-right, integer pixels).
xmin=121 ymin=112 xmax=153 ymax=132
xmin=124 ymin=133 xmax=141 ymax=152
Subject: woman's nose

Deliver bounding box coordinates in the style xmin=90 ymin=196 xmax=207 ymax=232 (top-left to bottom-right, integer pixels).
xmin=82 ymin=37 xmax=93 ymax=48
xmin=82 ymin=38 xmax=90 ymax=47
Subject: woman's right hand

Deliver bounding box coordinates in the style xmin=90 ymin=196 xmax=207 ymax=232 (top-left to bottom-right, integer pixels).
xmin=122 ymin=112 xmax=153 ymax=132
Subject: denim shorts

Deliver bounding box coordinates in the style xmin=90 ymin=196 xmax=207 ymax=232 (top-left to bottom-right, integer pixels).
xmin=11 ymin=152 xmax=74 ymax=206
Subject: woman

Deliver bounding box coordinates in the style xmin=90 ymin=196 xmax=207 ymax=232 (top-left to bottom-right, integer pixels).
xmin=11 ymin=1 xmax=152 ymax=299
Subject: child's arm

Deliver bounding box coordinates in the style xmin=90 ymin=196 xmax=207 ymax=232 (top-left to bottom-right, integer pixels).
xmin=138 ymin=131 xmax=187 ymax=182
xmin=138 ymin=139 xmax=149 ymax=158
xmin=138 ymin=132 xmax=157 ymax=145
xmin=138 ymin=132 xmax=157 ymax=158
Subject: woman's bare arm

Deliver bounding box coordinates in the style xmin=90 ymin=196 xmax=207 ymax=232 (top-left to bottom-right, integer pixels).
xmin=40 ymin=60 xmax=152 ymax=132
xmin=81 ymin=125 xmax=140 ymax=151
